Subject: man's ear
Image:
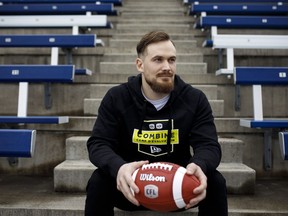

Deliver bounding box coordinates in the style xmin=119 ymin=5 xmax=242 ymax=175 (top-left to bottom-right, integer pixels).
xmin=136 ymin=58 xmax=144 ymax=73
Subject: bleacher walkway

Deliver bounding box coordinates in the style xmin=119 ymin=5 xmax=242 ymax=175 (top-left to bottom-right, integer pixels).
xmin=0 ymin=0 xmax=288 ymax=215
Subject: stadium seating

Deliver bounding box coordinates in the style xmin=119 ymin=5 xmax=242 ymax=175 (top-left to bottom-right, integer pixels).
xmin=194 ymin=14 xmax=288 ymax=29
xmin=234 ymin=66 xmax=288 ymax=169
xmin=0 ymin=3 xmax=118 ymax=15
xmin=184 ymin=0 xmax=288 ymax=3
xmin=0 ymin=15 xmax=112 ymax=33
xmin=190 ymin=3 xmax=288 ymax=16
xmin=0 ymin=129 xmax=36 ymax=157
xmin=204 ymin=26 xmax=288 ymax=76
xmin=0 ymin=34 xmax=98 ymax=47
xmin=0 ymin=64 xmax=74 ymax=123
xmin=0 ymin=0 xmax=123 ymax=6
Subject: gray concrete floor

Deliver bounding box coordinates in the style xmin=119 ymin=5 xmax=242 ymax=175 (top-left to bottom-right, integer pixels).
xmin=0 ymin=175 xmax=288 ymax=215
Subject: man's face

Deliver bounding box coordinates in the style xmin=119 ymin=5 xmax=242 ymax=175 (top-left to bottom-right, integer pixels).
xmin=136 ymin=40 xmax=176 ymax=94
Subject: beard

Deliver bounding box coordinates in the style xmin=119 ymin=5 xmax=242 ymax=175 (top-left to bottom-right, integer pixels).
xmin=144 ymin=74 xmax=174 ymax=94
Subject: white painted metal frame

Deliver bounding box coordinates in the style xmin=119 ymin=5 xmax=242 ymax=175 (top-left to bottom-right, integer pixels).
xmin=5 ymin=14 xmax=106 ymax=117
xmin=0 ymin=15 xmax=108 ymax=28
xmin=210 ymin=26 xmax=288 ymax=76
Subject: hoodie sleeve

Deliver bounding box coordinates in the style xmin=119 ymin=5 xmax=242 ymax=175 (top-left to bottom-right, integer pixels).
xmin=87 ymin=90 xmax=126 ymax=178
xmin=188 ymin=90 xmax=221 ymax=176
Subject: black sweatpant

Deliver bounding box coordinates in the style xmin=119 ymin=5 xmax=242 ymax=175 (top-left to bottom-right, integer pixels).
xmin=85 ymin=169 xmax=228 ymax=216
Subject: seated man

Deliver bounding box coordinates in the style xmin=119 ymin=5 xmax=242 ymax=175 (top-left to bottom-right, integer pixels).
xmin=85 ymin=31 xmax=228 ymax=216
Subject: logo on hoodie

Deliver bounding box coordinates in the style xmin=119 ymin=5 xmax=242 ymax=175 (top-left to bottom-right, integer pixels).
xmin=132 ymin=119 xmax=179 ymax=157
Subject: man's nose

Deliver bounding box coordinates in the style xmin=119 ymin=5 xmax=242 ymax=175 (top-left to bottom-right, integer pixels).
xmin=162 ymin=60 xmax=171 ymax=70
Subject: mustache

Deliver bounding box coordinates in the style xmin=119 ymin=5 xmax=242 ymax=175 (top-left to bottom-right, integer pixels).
xmin=157 ymin=72 xmax=174 ymax=77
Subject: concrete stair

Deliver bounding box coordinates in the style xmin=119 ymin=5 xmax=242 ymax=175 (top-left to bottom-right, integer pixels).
xmin=102 ymin=53 xmax=203 ymax=62
xmin=54 ymin=136 xmax=255 ymax=195
xmin=99 ymin=62 xmax=207 ymax=74
xmin=1 ymin=0 xmax=288 ymax=215
xmin=83 ymin=84 xmax=224 ymax=116
xmin=54 ymin=0 xmax=255 ymax=197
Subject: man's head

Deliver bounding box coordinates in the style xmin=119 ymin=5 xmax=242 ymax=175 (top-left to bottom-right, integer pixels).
xmin=136 ymin=31 xmax=177 ymax=99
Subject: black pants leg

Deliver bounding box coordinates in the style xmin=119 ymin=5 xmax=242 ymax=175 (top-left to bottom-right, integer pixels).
xmin=198 ymin=170 xmax=228 ymax=216
xmin=85 ymin=169 xmax=146 ymax=216
xmin=85 ymin=169 xmax=228 ymax=216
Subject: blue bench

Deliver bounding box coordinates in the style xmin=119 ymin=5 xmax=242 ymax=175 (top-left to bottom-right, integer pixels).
xmin=184 ymin=0 xmax=288 ymax=3
xmin=0 ymin=34 xmax=101 ymax=72
xmin=279 ymin=132 xmax=288 ymax=160
xmin=0 ymin=65 xmax=74 ymax=123
xmin=194 ymin=14 xmax=288 ymax=29
xmin=0 ymin=0 xmax=123 ymax=6
xmin=0 ymin=34 xmax=96 ymax=110
xmin=0 ymin=116 xmax=69 ymax=124
xmin=0 ymin=3 xmax=118 ymax=15
xmin=190 ymin=3 xmax=288 ymax=16
xmin=0 ymin=34 xmax=97 ymax=47
xmin=0 ymin=65 xmax=75 ymax=82
xmin=0 ymin=129 xmax=36 ymax=157
xmin=234 ymin=66 xmax=288 ymax=169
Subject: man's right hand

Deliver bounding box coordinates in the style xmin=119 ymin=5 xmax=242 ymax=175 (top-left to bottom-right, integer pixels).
xmin=116 ymin=160 xmax=149 ymax=206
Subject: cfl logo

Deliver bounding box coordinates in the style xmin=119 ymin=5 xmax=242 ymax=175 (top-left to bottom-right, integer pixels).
xmin=144 ymin=184 xmax=158 ymax=199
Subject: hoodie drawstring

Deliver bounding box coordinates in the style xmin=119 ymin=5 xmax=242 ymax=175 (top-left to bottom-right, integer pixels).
xmin=138 ymin=100 xmax=147 ymax=135
xmin=166 ymin=105 xmax=173 ymax=155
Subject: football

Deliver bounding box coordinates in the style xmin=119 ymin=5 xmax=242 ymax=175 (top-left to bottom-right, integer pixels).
xmin=131 ymin=162 xmax=200 ymax=212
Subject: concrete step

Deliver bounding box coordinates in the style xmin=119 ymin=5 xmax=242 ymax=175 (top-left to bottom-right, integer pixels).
xmin=54 ymin=160 xmax=94 ymax=192
xmin=100 ymin=62 xmax=207 ymax=74
xmin=84 ymin=98 xmax=224 ymax=116
xmin=103 ymin=46 xmax=203 ymax=54
xmin=113 ymin=28 xmax=193 ymax=34
xmin=54 ymin=136 xmax=254 ymax=193
xmin=54 ymin=160 xmax=255 ymax=194
xmin=1 ymin=175 xmax=287 ymax=216
xmin=116 ymin=23 xmax=192 ymax=33
xmin=122 ymin=3 xmax=182 ymax=7
xmin=63 ymin=136 xmax=245 ymax=163
xmin=120 ymin=10 xmax=186 ymax=16
xmin=119 ymin=6 xmax=186 ymax=13
xmin=112 ymin=33 xmax=196 ymax=40
xmin=115 ymin=16 xmax=193 ymax=23
xmin=102 ymin=53 xmax=203 ymax=62
xmin=89 ymin=84 xmax=217 ymax=99
xmin=109 ymin=39 xmax=197 ymax=50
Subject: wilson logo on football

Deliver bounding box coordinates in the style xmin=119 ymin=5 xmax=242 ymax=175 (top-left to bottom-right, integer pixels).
xmin=140 ymin=173 xmax=166 ymax=182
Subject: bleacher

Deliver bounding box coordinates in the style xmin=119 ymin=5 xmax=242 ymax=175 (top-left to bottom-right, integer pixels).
xmin=0 ymin=1 xmax=117 ymax=158
xmin=0 ymin=0 xmax=288 ymax=215
xmin=188 ymin=0 xmax=288 ymax=171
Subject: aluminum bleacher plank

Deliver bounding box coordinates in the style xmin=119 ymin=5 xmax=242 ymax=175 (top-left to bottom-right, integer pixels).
xmin=195 ymin=15 xmax=288 ymax=29
xmin=190 ymin=3 xmax=288 ymax=15
xmin=0 ymin=129 xmax=36 ymax=157
xmin=0 ymin=0 xmax=122 ymax=6
xmin=0 ymin=3 xmax=117 ymax=15
xmin=0 ymin=116 xmax=69 ymax=124
xmin=0 ymin=15 xmax=109 ymax=28
xmin=0 ymin=65 xmax=75 ymax=82
xmin=0 ymin=34 xmax=97 ymax=47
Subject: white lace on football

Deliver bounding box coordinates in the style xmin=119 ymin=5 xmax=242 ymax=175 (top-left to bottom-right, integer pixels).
xmin=141 ymin=162 xmax=173 ymax=171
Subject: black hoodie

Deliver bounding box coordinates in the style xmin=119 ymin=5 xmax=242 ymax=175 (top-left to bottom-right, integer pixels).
xmin=87 ymin=74 xmax=221 ymax=178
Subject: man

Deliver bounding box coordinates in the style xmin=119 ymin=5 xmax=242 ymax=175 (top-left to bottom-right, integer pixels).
xmin=85 ymin=31 xmax=228 ymax=216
